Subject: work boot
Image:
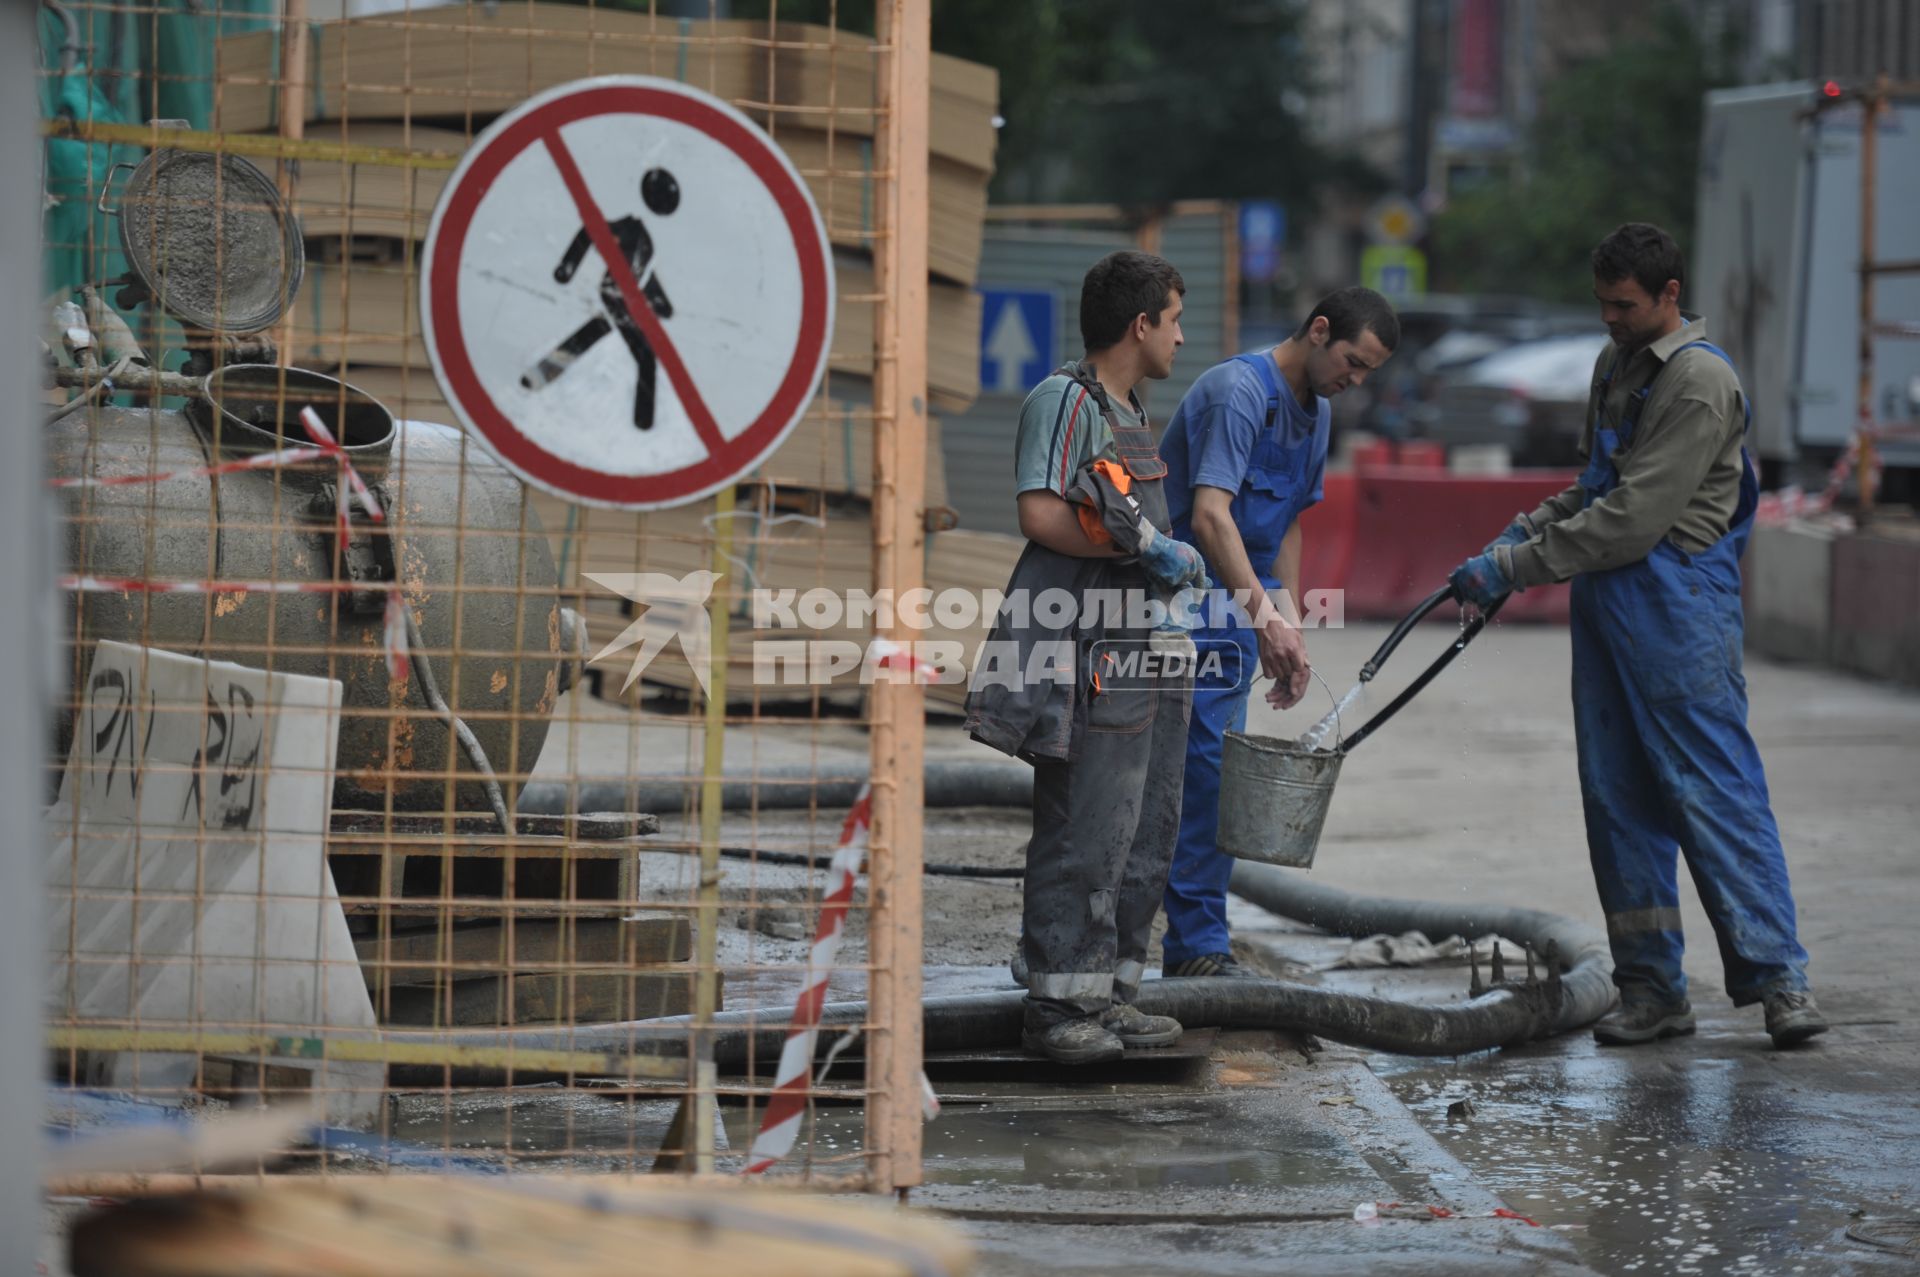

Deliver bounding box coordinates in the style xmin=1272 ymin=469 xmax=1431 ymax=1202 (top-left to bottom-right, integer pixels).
xmin=1100 ymin=1003 xmax=1182 ymax=1048
xmin=1022 ymin=1015 xmax=1125 ymax=1065
xmin=1163 ymin=952 xmax=1258 ymax=979
xmin=1593 ymin=998 xmax=1696 ymax=1046
xmin=1764 ymin=989 xmax=1829 ymax=1047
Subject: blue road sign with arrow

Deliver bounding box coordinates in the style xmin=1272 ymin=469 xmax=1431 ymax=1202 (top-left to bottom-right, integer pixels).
xmin=978 ymin=288 xmax=1056 ymax=397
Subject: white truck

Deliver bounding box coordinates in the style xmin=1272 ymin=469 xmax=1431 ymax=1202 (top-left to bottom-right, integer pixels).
xmin=1694 ymin=81 xmax=1920 ymax=491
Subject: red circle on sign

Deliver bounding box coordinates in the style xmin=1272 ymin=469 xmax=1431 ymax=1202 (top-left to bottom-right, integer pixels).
xmin=422 ymin=79 xmax=832 ymax=508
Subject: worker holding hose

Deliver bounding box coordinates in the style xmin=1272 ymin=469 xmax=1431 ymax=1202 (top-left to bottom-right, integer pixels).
xmin=1156 ymin=288 xmax=1399 ymax=978
xmin=965 ymin=251 xmax=1207 ymax=1065
xmin=1449 ymin=223 xmax=1827 ymax=1049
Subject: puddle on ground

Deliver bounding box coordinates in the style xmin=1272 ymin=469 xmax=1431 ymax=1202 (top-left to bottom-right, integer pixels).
xmin=722 ymin=1095 xmax=1383 ymax=1195
xmin=380 ymin=1087 xmax=687 ymax=1173
xmin=1379 ymin=1044 xmax=1920 ymax=1275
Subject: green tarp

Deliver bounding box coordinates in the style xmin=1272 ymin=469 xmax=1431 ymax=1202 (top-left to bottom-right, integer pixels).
xmin=39 ymin=0 xmax=275 ymax=307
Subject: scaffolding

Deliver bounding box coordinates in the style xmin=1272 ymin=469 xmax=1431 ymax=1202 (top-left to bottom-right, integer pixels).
xmin=1816 ymin=73 xmax=1920 ymax=515
xmin=34 ymin=0 xmax=962 ymax=1222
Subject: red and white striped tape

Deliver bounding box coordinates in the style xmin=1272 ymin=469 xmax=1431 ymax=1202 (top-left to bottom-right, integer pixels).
xmin=740 ymin=646 xmax=936 ymax=1174
xmin=60 ymin=574 xmax=360 ymax=596
xmin=871 ymin=638 xmax=937 ymax=683
xmin=1753 ymin=420 xmax=1920 ymax=525
xmin=743 ymin=788 xmax=874 ymax=1175
xmin=45 ymin=444 xmax=330 ymax=490
xmin=298 ymin=407 xmax=386 ymax=524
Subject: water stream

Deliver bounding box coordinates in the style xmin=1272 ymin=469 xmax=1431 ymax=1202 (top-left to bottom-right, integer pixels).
xmin=1298 ymin=681 xmax=1365 ymax=751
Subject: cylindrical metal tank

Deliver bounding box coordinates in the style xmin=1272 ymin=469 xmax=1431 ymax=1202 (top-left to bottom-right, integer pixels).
xmin=48 ymin=365 xmax=561 ymax=812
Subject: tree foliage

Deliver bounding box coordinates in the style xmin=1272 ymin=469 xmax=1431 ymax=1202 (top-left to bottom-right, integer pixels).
xmin=723 ymin=0 xmax=1372 ymax=213
xmin=1430 ymin=6 xmax=1740 ymax=303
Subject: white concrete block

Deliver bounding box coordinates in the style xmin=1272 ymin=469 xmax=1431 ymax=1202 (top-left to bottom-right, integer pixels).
xmin=1745 ymin=520 xmax=1834 ymax=663
xmin=45 ymin=642 xmax=381 ymax=1126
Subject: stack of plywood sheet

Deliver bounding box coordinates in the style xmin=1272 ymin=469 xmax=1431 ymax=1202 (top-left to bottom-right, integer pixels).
xmin=290 ymin=121 xmax=989 ymax=288
xmin=286 ymin=250 xmax=982 ymax=411
xmin=532 ymin=489 xmax=1021 ymax=715
xmin=221 ymin=5 xmax=997 ymax=403
xmin=216 ymin=9 xmax=996 ymax=171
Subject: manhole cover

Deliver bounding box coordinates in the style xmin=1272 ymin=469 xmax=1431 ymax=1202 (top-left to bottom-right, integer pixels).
xmin=1847 ymin=1217 xmax=1920 ymax=1254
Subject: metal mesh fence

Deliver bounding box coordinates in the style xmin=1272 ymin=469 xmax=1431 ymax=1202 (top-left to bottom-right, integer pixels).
xmin=38 ymin=0 xmax=968 ymax=1204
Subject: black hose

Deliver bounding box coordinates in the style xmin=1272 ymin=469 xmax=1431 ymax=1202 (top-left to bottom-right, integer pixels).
xmin=1226 ymin=859 xmax=1616 ymax=1045
xmin=515 ymin=761 xmax=1032 ymax=817
xmin=385 ymin=864 xmax=1614 ymax=1075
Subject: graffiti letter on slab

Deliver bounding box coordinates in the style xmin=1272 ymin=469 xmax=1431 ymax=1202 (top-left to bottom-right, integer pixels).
xmin=182 ymin=680 xmax=265 ymax=830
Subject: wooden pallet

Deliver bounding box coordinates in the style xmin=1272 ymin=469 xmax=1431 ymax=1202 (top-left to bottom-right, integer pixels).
xmin=69 ymin=1176 xmax=975 ymax=1275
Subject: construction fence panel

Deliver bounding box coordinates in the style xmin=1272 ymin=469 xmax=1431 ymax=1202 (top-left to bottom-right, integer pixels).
xmin=38 ymin=0 xmax=974 ymax=1214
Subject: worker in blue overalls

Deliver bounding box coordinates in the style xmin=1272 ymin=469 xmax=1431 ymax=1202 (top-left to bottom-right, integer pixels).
xmin=1450 ymin=222 xmax=1827 ymax=1048
xmin=1157 ymin=288 xmax=1400 ymax=977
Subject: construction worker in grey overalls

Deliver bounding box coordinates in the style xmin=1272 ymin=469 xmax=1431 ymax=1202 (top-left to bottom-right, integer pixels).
xmin=965 ymin=251 xmax=1209 ymax=1064
xmin=1451 ymin=223 xmax=1827 ymax=1049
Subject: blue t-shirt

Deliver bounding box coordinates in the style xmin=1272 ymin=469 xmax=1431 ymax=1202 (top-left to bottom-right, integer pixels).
xmin=1160 ymin=351 xmax=1329 ymax=535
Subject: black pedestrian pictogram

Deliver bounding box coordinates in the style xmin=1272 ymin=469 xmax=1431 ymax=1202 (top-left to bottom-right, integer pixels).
xmin=521 ymin=167 xmax=681 ymax=430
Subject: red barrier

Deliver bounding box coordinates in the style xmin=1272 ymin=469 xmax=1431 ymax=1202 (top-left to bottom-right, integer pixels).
xmin=1298 ymin=467 xmax=1579 ymax=623
xmin=1350 ymin=439 xmax=1446 ymax=471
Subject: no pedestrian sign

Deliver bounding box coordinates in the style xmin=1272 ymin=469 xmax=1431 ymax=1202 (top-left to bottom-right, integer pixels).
xmin=421 ymin=76 xmax=835 ymax=509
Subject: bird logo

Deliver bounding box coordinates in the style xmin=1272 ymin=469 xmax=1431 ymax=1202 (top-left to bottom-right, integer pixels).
xmin=582 ymin=569 xmax=724 ymax=695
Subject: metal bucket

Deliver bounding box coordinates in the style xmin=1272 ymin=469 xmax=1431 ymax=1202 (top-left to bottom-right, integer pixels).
xmin=1217 ymin=731 xmax=1343 ymax=868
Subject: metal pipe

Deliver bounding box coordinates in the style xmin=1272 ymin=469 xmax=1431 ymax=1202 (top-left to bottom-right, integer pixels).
xmin=44 ymin=0 xmax=81 ymax=75
xmin=53 ymin=364 xmax=198 ymax=399
xmin=1857 ymin=73 xmax=1884 ymax=517
xmin=3 ymin=0 xmax=48 ymax=1258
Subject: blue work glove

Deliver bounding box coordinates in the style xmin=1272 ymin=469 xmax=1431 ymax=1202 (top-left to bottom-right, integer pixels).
xmin=1160 ymin=583 xmax=1209 ymax=634
xmin=1482 ymin=511 xmax=1538 ymax=554
xmin=1449 ymin=552 xmax=1511 ymax=609
xmin=1135 ymin=519 xmax=1212 ymax=593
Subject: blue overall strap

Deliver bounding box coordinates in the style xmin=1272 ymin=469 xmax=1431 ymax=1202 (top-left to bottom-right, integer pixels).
xmin=1615 ymin=340 xmax=1753 ymax=440
xmin=1669 ymin=340 xmax=1759 ymax=529
xmin=1232 ymin=351 xmax=1283 ymax=430
xmin=1668 ymin=341 xmax=1753 ymax=432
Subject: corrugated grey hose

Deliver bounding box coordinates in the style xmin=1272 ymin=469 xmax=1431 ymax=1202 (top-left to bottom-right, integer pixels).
xmin=385 ymin=860 xmax=1615 ymax=1073
xmin=515 ymin=762 xmax=1033 ymax=816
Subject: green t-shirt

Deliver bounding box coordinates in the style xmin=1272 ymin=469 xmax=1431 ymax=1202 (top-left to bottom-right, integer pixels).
xmin=1012 ymin=373 xmax=1143 ymax=499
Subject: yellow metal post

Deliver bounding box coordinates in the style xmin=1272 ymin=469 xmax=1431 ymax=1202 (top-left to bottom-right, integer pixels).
xmin=273 ymin=0 xmax=309 ymax=361
xmin=869 ymin=0 xmax=931 ymax=1194
xmin=692 ymin=483 xmax=737 ymax=1172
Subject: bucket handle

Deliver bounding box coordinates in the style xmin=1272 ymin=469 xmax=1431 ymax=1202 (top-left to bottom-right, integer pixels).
xmin=95 ymin=160 xmax=140 ymax=217
xmin=1304 ymin=665 xmax=1346 ymax=751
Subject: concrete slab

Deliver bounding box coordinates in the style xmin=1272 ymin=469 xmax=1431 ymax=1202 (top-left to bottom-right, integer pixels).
xmin=1831 ymin=530 xmax=1920 ymax=686
xmin=1746 ymin=520 xmax=1836 ymax=664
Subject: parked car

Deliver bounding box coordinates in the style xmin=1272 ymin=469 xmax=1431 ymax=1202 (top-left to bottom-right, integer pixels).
xmin=1424 ymin=332 xmax=1609 ymax=466
xmin=1329 ymin=295 xmax=1590 ymax=442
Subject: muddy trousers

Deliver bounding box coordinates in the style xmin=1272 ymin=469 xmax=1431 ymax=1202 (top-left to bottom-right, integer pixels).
xmin=1023 ymin=676 xmax=1191 ymax=1030
xmin=1570 ymin=543 xmax=1810 ymax=1008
